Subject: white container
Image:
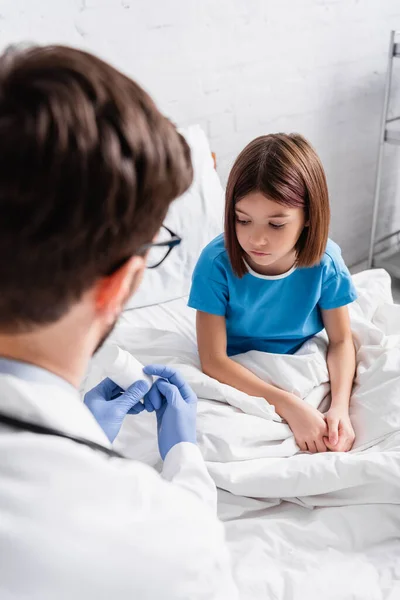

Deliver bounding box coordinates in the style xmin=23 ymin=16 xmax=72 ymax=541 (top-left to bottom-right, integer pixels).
xmin=96 ymin=345 xmax=153 ymax=390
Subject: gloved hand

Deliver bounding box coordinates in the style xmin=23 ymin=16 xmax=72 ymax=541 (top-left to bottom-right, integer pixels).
xmin=143 ymin=365 xmax=197 ymax=460
xmin=84 ymin=377 xmax=150 ymax=443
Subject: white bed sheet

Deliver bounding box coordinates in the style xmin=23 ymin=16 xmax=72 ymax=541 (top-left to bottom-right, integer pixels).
xmin=83 ymin=269 xmax=400 ymax=600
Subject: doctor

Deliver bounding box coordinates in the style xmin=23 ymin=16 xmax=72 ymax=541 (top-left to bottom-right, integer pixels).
xmin=0 ymin=45 xmax=238 ymax=599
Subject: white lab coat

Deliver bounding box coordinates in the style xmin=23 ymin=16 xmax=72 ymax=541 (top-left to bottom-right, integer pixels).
xmin=0 ymin=369 xmax=238 ymax=600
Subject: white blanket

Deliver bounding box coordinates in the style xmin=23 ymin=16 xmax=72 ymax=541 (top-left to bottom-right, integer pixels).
xmin=84 ymin=269 xmax=400 ymax=508
xmin=83 ymin=269 xmax=400 ymax=599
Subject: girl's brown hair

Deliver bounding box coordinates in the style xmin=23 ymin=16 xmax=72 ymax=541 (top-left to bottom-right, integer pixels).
xmin=225 ymin=133 xmax=330 ymax=277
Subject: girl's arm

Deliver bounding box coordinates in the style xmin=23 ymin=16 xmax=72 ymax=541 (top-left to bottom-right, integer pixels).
xmin=321 ymin=305 xmax=356 ymax=451
xmin=196 ymin=311 xmax=329 ymax=453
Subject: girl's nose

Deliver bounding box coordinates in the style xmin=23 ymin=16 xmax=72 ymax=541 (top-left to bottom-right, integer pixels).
xmin=250 ymin=229 xmax=268 ymax=246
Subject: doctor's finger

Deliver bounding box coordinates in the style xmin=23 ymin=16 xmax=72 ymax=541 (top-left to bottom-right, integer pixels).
xmin=143 ymin=385 xmax=163 ymax=412
xmin=127 ymin=402 xmax=145 ymax=415
xmin=148 ymin=385 xmax=163 ymax=411
xmin=143 ymin=364 xmax=193 ymax=399
xmin=155 ymin=379 xmax=179 ymax=406
xmin=92 ymin=377 xmax=120 ymax=398
xmin=119 ymin=380 xmax=149 ymax=413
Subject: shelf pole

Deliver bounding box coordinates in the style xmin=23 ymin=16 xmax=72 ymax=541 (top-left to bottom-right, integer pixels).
xmin=368 ymin=30 xmax=397 ymax=268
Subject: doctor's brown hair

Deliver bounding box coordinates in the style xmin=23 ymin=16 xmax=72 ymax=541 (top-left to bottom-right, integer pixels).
xmin=0 ymin=45 xmax=192 ymax=332
xmin=225 ymin=133 xmax=330 ymax=277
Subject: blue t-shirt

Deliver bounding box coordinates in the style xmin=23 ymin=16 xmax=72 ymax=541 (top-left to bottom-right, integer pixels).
xmin=188 ymin=234 xmax=357 ymax=356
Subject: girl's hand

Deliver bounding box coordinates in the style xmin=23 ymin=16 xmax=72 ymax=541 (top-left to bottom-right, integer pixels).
xmin=281 ymin=395 xmax=329 ymax=453
xmin=324 ymin=408 xmax=355 ymax=452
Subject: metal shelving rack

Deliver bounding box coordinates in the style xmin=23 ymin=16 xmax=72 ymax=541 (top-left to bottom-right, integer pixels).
xmin=368 ymin=30 xmax=400 ymax=277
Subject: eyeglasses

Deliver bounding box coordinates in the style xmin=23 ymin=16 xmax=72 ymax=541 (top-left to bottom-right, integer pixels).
xmin=138 ymin=225 xmax=181 ymax=269
xmin=105 ymin=225 xmax=181 ymax=276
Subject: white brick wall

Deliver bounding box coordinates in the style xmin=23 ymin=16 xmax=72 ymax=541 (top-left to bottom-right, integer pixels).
xmin=1 ymin=0 xmax=400 ymax=264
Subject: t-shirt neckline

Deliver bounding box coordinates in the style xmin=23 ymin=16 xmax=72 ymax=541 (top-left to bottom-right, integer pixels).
xmin=244 ymin=260 xmax=297 ymax=280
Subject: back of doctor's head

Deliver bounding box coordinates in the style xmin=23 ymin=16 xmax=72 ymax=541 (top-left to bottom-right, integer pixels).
xmin=0 ymin=44 xmax=193 ymax=333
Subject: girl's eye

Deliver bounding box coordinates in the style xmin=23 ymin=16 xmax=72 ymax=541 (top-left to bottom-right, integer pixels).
xmin=236 ymin=218 xmax=250 ymax=225
xmin=269 ymin=223 xmax=285 ymax=229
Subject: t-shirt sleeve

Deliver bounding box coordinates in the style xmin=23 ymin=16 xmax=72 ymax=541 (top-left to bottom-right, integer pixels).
xmin=319 ymin=250 xmax=358 ymax=310
xmin=188 ymin=250 xmax=229 ymax=316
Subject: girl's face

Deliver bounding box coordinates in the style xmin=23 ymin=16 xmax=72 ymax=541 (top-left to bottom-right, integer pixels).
xmin=235 ymin=192 xmax=307 ymax=276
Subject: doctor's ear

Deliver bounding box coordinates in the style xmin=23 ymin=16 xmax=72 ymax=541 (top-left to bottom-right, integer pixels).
xmin=94 ymin=256 xmax=146 ymax=319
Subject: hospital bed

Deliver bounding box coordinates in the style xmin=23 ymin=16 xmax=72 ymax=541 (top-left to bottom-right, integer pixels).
xmin=83 ymin=126 xmax=400 ymax=600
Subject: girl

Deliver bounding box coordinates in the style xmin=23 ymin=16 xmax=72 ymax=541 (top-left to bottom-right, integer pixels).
xmin=188 ymin=133 xmax=357 ymax=454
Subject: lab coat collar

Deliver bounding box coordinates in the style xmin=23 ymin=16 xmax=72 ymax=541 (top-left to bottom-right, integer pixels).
xmin=0 ymin=357 xmax=110 ymax=448
xmin=0 ymin=357 xmax=76 ymax=392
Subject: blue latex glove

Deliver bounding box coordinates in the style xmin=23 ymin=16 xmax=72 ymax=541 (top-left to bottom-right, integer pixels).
xmin=84 ymin=377 xmax=150 ymax=443
xmin=143 ymin=365 xmax=197 ymax=460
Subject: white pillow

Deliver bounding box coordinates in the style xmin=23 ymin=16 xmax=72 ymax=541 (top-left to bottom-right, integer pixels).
xmin=124 ymin=125 xmax=225 ymax=310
